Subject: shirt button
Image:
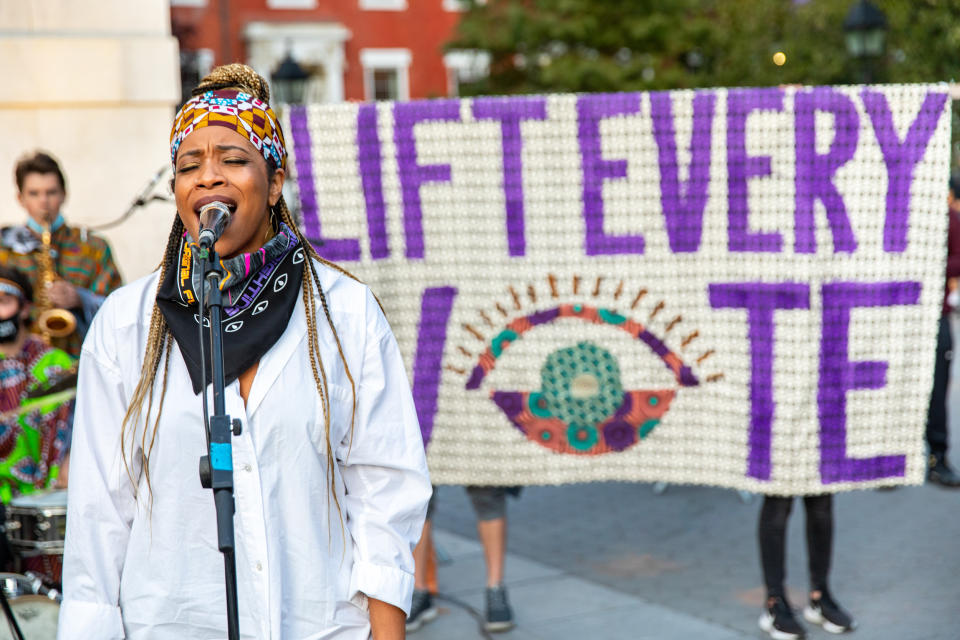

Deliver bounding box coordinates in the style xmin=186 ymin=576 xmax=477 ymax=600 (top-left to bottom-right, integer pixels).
xmin=256 ymin=562 xmax=263 ymax=571
xmin=244 ymin=464 xmax=252 ymax=472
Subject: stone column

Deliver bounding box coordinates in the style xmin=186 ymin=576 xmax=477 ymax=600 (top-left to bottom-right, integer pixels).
xmin=0 ymin=0 xmax=180 ymax=281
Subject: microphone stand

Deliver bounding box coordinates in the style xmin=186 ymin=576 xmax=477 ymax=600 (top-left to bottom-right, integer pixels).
xmin=197 ymin=247 xmax=242 ymax=640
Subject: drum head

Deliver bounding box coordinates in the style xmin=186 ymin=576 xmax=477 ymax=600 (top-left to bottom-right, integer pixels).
xmin=0 ymin=595 xmax=59 ymax=639
xmin=9 ymin=490 xmax=67 ymax=509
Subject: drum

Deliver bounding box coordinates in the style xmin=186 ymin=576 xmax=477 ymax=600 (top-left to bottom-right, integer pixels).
xmin=0 ymin=574 xmax=59 ymax=639
xmin=4 ymin=491 xmax=67 ymax=553
xmin=4 ymin=491 xmax=67 ymax=586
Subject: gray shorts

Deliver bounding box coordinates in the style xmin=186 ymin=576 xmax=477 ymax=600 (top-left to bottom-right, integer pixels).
xmin=425 ymin=486 xmax=521 ymax=522
xmin=466 ymin=485 xmax=513 ymax=521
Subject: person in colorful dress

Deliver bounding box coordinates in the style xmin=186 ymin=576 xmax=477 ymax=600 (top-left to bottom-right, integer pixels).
xmin=0 ymin=266 xmax=73 ymax=503
xmin=1 ymin=150 xmax=123 ymax=357
xmin=59 ymin=64 xmax=430 ymax=639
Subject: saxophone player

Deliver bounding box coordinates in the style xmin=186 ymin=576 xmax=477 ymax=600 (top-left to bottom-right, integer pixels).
xmin=0 ymin=151 xmax=122 ymax=357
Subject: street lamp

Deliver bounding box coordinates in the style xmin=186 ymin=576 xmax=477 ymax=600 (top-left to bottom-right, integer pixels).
xmin=843 ymin=0 xmax=887 ymax=83
xmin=271 ymin=51 xmax=309 ymax=104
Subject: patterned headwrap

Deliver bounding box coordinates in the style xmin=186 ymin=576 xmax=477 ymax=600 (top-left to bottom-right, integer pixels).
xmin=0 ymin=279 xmax=25 ymax=300
xmin=169 ymin=89 xmax=287 ymax=171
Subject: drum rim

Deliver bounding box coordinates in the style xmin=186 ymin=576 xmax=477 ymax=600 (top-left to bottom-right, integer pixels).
xmin=5 ymin=506 xmax=67 ymax=516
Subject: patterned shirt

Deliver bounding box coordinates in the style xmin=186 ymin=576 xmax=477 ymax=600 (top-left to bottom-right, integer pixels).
xmin=0 ymin=336 xmax=73 ymax=503
xmin=0 ymin=222 xmax=123 ymax=357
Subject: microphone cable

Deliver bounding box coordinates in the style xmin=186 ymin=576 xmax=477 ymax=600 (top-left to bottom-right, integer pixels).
xmin=88 ymin=166 xmax=173 ymax=231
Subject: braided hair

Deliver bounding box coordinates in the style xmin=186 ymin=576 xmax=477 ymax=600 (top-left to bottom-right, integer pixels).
xmin=122 ymin=65 xmax=358 ymax=529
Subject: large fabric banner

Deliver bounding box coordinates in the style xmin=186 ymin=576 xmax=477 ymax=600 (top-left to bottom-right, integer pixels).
xmin=285 ymin=85 xmax=950 ymax=494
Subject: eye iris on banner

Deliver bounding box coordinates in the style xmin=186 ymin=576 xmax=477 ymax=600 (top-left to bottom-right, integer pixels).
xmin=541 ymin=342 xmax=623 ymax=426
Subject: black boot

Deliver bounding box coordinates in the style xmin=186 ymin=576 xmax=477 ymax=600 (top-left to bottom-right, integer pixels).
xmin=928 ymin=454 xmax=960 ymax=487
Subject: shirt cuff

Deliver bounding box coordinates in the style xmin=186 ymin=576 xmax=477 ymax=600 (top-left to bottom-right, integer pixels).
xmin=58 ymin=599 xmax=124 ymax=639
xmin=348 ymin=559 xmax=415 ymax=615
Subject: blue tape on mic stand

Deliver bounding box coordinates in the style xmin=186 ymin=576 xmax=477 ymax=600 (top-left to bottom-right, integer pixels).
xmin=210 ymin=442 xmax=233 ymax=471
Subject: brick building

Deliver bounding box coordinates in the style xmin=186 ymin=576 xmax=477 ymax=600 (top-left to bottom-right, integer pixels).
xmin=170 ymin=0 xmax=488 ymax=103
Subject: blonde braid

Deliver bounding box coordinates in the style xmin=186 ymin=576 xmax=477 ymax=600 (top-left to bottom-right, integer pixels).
xmin=192 ymin=63 xmax=271 ymax=102
xmin=276 ymin=198 xmax=360 ymax=536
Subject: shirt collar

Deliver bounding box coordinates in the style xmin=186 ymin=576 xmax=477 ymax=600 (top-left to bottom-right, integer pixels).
xmin=26 ymin=214 xmax=65 ymax=235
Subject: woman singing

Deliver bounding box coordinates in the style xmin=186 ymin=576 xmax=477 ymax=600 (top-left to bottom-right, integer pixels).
xmin=58 ymin=65 xmax=431 ymax=639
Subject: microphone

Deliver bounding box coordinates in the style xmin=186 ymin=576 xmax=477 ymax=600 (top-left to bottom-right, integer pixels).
xmin=197 ymin=201 xmax=232 ymax=249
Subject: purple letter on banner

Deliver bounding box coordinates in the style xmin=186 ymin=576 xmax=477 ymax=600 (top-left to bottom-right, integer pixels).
xmin=412 ymin=286 xmax=458 ymax=446
xmin=818 ymin=281 xmax=919 ymax=482
xmin=727 ymin=88 xmax=784 ymax=252
xmin=794 ymin=88 xmax=859 ymax=254
xmin=289 ymin=105 xmax=361 ymax=261
xmin=576 ymin=93 xmax=645 ymax=255
xmin=357 ymin=104 xmax=389 ymax=260
xmin=394 ymin=100 xmax=462 ymax=259
xmin=861 ymin=90 xmax=948 ymax=253
xmin=472 ymin=96 xmax=548 ymax=257
xmin=650 ymin=90 xmax=716 ymax=252
xmin=709 ymin=282 xmax=811 ymax=481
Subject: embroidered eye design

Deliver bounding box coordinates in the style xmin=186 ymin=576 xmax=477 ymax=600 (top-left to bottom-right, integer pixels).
xmin=458 ymin=276 xmax=721 ymax=456
xmin=193 ymin=314 xmax=211 ymax=328
xmin=224 ymin=321 xmax=244 ymax=333
xmin=273 ymin=273 xmax=288 ymax=292
xmin=252 ymin=300 xmax=269 ymax=315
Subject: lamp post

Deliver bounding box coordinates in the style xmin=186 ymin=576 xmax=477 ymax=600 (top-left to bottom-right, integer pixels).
xmin=843 ymin=0 xmax=888 ymax=84
xmin=271 ymin=51 xmax=309 ymax=104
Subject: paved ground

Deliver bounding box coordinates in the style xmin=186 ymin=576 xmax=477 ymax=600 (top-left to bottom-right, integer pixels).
xmin=413 ymin=321 xmax=960 ymax=640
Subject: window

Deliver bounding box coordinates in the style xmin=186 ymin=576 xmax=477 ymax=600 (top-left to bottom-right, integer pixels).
xmin=178 ymin=49 xmax=215 ymax=107
xmin=444 ymin=50 xmax=490 ymax=96
xmin=244 ymin=22 xmax=350 ymax=104
xmin=267 ymin=0 xmax=318 ymax=7
xmin=170 ymin=0 xmax=207 ymax=6
xmin=372 ymin=69 xmax=399 ymax=101
xmin=443 ymin=0 xmax=486 ymax=10
xmin=360 ymin=49 xmax=411 ymax=101
xmin=359 ymin=0 xmax=407 ymax=10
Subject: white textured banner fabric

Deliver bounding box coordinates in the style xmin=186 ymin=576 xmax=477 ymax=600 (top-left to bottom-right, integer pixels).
xmin=284 ymin=84 xmax=950 ymax=495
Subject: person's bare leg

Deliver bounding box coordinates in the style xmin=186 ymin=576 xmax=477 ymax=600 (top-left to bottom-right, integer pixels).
xmin=476 ymin=517 xmax=506 ymax=587
xmin=413 ymin=519 xmax=433 ymax=591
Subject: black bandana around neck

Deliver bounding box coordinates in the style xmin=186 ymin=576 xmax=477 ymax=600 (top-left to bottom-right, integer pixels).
xmin=156 ymin=223 xmax=306 ymax=394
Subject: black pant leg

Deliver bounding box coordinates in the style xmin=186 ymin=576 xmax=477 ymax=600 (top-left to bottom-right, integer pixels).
xmin=926 ymin=316 xmax=952 ymax=457
xmin=759 ymin=496 xmax=794 ymax=600
xmin=803 ymin=494 xmax=833 ymax=594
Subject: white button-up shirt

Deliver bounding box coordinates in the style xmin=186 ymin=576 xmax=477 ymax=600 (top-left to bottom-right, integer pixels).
xmin=58 ymin=262 xmax=431 ymax=639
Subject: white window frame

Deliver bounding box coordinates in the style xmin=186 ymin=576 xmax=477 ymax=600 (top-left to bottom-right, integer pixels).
xmin=443 ymin=0 xmax=486 ymax=10
xmin=267 ymin=0 xmax=318 ymax=7
xmin=359 ymin=0 xmax=407 ymax=10
xmin=443 ymin=50 xmax=490 ymax=96
xmin=360 ymin=48 xmax=411 ymax=101
xmin=170 ymin=0 xmax=207 ymax=6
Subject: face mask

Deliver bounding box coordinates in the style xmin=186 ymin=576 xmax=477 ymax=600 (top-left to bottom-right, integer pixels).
xmin=0 ymin=313 xmax=19 ymax=344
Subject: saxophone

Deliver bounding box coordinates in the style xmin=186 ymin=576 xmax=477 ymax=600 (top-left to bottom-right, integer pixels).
xmin=34 ymin=227 xmax=77 ymax=343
